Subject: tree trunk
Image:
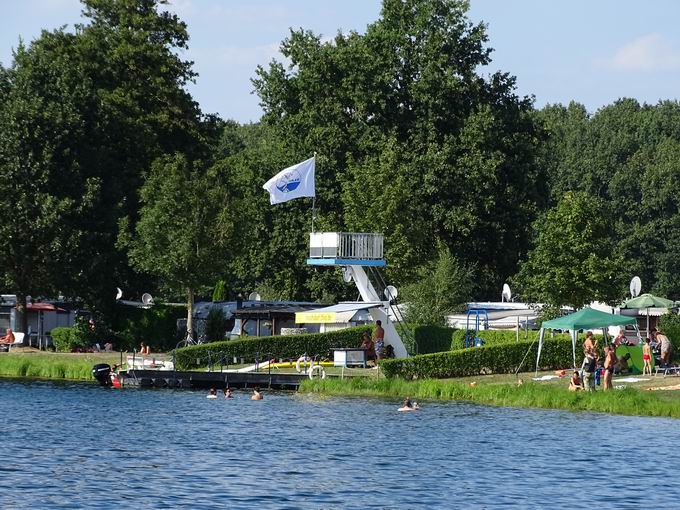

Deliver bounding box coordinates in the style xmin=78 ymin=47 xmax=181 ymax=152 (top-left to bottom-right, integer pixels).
xmin=15 ymin=293 xmax=28 ymax=334
xmin=186 ymin=287 xmax=194 ymax=341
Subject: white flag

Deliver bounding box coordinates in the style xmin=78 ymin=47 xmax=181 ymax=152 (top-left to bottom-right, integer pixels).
xmin=263 ymin=156 xmax=315 ymax=205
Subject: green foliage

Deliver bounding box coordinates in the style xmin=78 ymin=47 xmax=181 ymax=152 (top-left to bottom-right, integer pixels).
xmin=0 ymin=352 xmax=120 ymax=380
xmin=402 ymin=246 xmax=474 ymax=325
xmin=252 ymin=0 xmax=546 ymax=295
xmin=51 ymin=327 xmax=86 ymax=353
xmin=450 ymin=329 xmax=540 ymax=349
xmin=536 ymin=100 xmax=680 ymax=297
xmin=109 ymin=304 xmax=185 ymax=352
xmin=659 ymin=313 xmax=680 ymax=353
xmin=175 ymin=326 xmax=371 ymax=370
xmin=212 ymin=280 xmax=227 ymax=302
xmin=380 ymin=338 xmax=574 ymax=379
xmin=413 ymin=325 xmax=457 ymax=354
xmin=516 ymin=191 xmax=624 ymax=308
xmin=205 ymin=306 xmax=229 ymax=342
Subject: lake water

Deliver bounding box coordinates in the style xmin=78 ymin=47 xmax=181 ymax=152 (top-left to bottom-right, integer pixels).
xmin=1 ymin=379 xmax=680 ymax=509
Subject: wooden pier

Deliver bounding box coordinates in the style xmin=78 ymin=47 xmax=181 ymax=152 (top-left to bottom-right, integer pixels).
xmin=121 ymin=369 xmax=306 ymax=390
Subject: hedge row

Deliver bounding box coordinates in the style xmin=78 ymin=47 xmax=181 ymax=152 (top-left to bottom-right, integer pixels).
xmin=175 ymin=326 xmax=372 ymax=370
xmin=414 ymin=325 xmax=456 ymax=354
xmin=380 ymin=338 xmax=575 ymax=379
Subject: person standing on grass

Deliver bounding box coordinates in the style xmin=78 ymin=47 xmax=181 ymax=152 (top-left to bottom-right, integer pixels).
xmin=656 ymin=330 xmax=672 ymax=367
xmin=583 ymin=331 xmax=597 ymax=357
xmin=373 ymin=320 xmax=385 ymax=361
xmin=581 ymin=353 xmax=597 ymax=391
xmin=603 ymin=345 xmax=616 ymax=390
xmin=643 ymin=338 xmax=653 ymax=375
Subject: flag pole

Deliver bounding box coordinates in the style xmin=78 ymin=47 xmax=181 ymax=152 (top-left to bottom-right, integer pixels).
xmin=311 ymin=152 xmax=317 ymax=232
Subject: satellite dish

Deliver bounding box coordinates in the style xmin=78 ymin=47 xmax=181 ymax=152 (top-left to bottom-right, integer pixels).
xmin=248 ymin=292 xmax=262 ymax=301
xmin=502 ymin=283 xmax=512 ymax=302
xmin=342 ymin=266 xmax=353 ymax=283
xmin=141 ymin=293 xmax=154 ymax=306
xmin=384 ymin=285 xmax=398 ymax=302
xmin=115 ymin=287 xmax=123 ymax=300
xmin=630 ymin=276 xmax=642 ymax=298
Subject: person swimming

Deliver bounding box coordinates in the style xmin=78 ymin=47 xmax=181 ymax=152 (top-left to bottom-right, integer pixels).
xmin=224 ymin=387 xmax=233 ymax=399
xmin=251 ymin=387 xmax=263 ymax=400
xmin=398 ymin=397 xmax=419 ymax=412
xmin=207 ymin=387 xmax=218 ymax=399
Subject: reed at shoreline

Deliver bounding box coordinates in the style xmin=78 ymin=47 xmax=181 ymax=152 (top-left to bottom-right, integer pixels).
xmin=299 ymin=377 xmax=680 ymax=418
xmin=0 ymin=352 xmax=120 ymax=381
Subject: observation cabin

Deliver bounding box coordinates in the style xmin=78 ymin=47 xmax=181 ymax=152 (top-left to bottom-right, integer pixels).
xmin=307 ymin=232 xmax=386 ymax=267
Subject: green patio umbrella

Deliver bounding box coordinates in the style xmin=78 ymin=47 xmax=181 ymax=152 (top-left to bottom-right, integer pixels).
xmin=621 ymin=293 xmax=674 ymax=336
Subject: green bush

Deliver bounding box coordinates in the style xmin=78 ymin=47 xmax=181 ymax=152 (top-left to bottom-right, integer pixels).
xmin=659 ymin=313 xmax=680 ymax=354
xmin=175 ymin=326 xmax=372 ymax=369
xmin=205 ymin=306 xmax=229 ymax=342
xmin=380 ymin=338 xmax=574 ymax=379
xmin=51 ymin=327 xmax=87 ymax=352
xmin=414 ymin=325 xmax=457 ymax=354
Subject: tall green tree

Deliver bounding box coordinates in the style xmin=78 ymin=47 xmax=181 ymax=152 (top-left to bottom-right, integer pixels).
xmin=516 ymin=191 xmax=624 ymax=308
xmin=402 ymin=245 xmax=474 ymax=325
xmin=0 ymin=32 xmax=94 ymax=332
xmin=252 ymin=0 xmax=545 ymax=296
xmin=119 ymin=154 xmax=235 ymax=338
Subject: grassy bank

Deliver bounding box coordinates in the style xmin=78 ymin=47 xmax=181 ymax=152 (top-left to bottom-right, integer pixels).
xmin=0 ymin=352 xmax=122 ymax=381
xmin=300 ymin=377 xmax=680 ymax=418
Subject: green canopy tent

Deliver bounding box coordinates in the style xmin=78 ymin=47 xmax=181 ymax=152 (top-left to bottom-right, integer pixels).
xmin=536 ymin=307 xmax=638 ymax=373
xmin=620 ymin=293 xmax=674 ymax=337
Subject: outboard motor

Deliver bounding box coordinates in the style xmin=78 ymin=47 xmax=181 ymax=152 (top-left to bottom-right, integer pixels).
xmin=92 ymin=363 xmax=112 ymax=386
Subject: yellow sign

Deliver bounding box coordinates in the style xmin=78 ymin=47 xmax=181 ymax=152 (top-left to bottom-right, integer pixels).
xmin=295 ymin=312 xmax=336 ymax=324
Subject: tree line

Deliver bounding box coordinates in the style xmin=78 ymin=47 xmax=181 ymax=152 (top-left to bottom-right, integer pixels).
xmin=1 ymin=0 xmax=679 ymax=331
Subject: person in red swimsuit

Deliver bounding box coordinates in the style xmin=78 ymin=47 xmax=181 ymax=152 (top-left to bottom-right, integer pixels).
xmin=642 ymin=337 xmax=652 ymax=375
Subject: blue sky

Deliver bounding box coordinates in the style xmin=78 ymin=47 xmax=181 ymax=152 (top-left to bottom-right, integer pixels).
xmin=2 ymin=0 xmax=680 ymax=123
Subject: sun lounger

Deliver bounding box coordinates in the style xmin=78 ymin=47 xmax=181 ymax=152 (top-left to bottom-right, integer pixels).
xmin=6 ymin=332 xmax=25 ymax=351
xmin=654 ymin=365 xmax=680 ymax=377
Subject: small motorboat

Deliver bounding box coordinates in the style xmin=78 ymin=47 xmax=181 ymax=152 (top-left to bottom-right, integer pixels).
xmin=92 ymin=363 xmax=122 ymax=388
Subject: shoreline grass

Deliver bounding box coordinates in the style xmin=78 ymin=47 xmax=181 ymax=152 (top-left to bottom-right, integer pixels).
xmin=299 ymin=377 xmax=680 ymax=419
xmin=0 ymin=352 xmax=121 ymax=381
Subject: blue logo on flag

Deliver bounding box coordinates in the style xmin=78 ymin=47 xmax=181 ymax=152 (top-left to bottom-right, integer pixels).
xmin=276 ymin=170 xmax=301 ymax=193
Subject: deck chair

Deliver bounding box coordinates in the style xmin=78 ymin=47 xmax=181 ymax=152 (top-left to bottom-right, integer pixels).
xmin=7 ymin=332 xmax=25 ymax=351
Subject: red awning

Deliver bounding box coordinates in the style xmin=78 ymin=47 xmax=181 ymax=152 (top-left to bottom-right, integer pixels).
xmin=27 ymin=303 xmax=66 ymax=312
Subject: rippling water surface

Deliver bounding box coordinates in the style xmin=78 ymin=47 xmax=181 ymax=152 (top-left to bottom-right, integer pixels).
xmin=1 ymin=379 xmax=680 ymax=509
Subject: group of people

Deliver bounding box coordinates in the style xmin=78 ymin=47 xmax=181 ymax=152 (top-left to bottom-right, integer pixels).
xmin=207 ymin=387 xmax=261 ymax=400
xmin=572 ymin=328 xmax=672 ymax=391
xmin=360 ymin=320 xmax=386 ymax=366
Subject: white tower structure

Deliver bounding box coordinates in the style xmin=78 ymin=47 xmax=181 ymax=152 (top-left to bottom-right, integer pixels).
xmin=307 ymin=232 xmax=408 ymax=358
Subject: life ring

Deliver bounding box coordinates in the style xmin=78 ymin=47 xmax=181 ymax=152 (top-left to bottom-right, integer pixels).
xmin=296 ymin=355 xmax=311 ymax=373
xmin=308 ymin=364 xmax=326 ymax=380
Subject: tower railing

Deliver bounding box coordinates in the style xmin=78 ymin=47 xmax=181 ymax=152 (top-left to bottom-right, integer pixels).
xmin=309 ymin=232 xmax=384 ymax=260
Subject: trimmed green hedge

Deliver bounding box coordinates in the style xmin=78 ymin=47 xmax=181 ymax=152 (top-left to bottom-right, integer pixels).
xmin=414 ymin=325 xmax=456 ymax=354
xmin=175 ymin=326 xmax=372 ymax=370
xmin=450 ymin=329 xmax=540 ymax=349
xmin=380 ymin=338 xmax=574 ymax=379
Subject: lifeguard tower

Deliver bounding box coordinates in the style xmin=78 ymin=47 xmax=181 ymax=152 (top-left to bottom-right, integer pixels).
xmin=307 ymin=232 xmax=409 ymax=358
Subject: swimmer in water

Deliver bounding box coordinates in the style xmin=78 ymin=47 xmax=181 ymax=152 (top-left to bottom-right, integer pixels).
xmin=224 ymin=387 xmax=233 ymax=399
xmin=251 ymin=387 xmax=263 ymax=400
xmin=398 ymin=397 xmax=419 ymax=412
xmin=207 ymin=387 xmax=217 ymax=399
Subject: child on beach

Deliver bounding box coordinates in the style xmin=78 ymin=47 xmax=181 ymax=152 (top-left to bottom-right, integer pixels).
xmin=643 ymin=338 xmax=652 ymax=376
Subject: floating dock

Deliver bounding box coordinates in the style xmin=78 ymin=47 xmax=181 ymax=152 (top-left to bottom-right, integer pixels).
xmin=121 ymin=369 xmax=306 ymax=390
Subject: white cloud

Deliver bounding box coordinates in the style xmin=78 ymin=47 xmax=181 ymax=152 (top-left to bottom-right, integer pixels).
xmin=188 ymin=42 xmax=282 ymax=67
xmin=608 ymin=33 xmax=680 ymax=71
